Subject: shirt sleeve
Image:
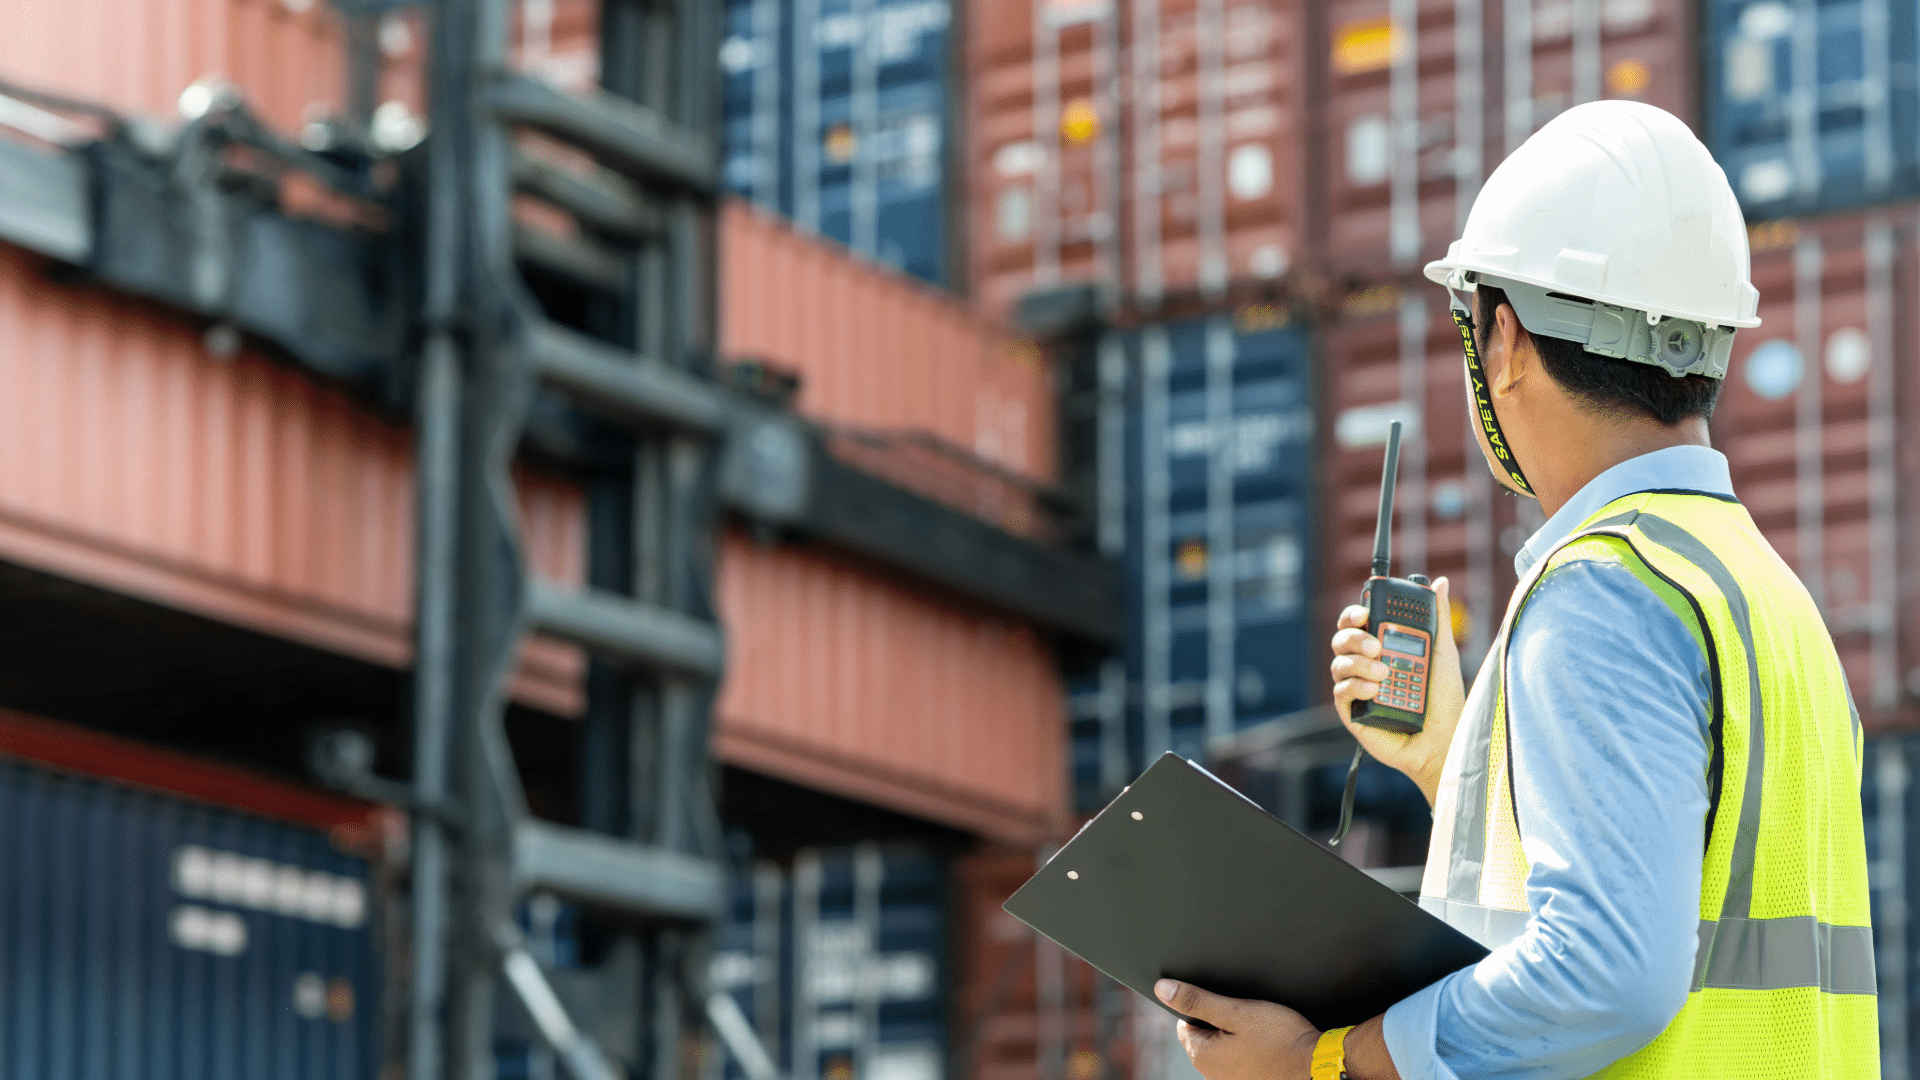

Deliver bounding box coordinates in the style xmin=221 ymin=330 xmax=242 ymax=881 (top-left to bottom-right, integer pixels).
xmin=1381 ymin=558 xmax=1713 ymax=1080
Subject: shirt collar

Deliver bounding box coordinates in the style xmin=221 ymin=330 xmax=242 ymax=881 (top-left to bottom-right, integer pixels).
xmin=1513 ymin=445 xmax=1734 ymax=578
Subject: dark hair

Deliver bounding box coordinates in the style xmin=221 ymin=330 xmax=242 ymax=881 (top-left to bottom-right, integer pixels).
xmin=1476 ymin=284 xmax=1720 ymax=426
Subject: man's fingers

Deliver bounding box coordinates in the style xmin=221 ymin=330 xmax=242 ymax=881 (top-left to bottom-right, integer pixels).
xmin=1156 ymin=979 xmax=1240 ymax=1032
xmin=1331 ymin=626 xmax=1382 ymax=657
xmin=1333 ymin=677 xmax=1380 ymax=702
xmin=1331 ymin=653 xmax=1390 ymax=684
xmin=1176 ymin=1019 xmax=1222 ymax=1071
xmin=1337 ymin=604 xmax=1371 ymax=630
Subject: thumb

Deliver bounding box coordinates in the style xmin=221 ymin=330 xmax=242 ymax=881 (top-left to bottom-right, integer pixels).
xmin=1155 ymin=979 xmax=1240 ymax=1031
xmin=1433 ymin=576 xmax=1459 ymax=654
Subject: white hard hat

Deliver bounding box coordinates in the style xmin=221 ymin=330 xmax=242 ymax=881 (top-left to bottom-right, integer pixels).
xmin=1426 ymin=101 xmax=1760 ymax=378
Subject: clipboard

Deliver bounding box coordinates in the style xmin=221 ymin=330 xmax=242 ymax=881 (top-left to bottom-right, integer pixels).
xmin=1003 ymin=752 xmax=1488 ymax=1030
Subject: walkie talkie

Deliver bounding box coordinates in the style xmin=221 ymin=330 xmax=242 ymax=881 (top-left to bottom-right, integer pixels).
xmin=1350 ymin=421 xmax=1440 ymax=734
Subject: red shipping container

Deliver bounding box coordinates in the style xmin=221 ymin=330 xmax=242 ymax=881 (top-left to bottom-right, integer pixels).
xmin=1718 ymin=210 xmax=1917 ymax=733
xmin=721 ymin=201 xmax=1056 ymax=485
xmin=713 ymin=537 xmax=1070 ymax=844
xmin=1320 ymin=0 xmax=1690 ymax=282
xmin=4 ymin=0 xmax=426 ymax=141
xmin=0 ymin=246 xmax=587 ymax=715
xmin=966 ymin=0 xmax=1309 ymax=321
xmin=716 ymin=202 xmax=1074 ymax=840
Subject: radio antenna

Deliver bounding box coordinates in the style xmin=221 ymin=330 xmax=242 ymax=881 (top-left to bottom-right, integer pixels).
xmin=1372 ymin=421 xmax=1402 ymax=579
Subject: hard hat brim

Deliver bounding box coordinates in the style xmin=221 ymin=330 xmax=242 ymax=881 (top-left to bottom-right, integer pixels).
xmin=1423 ymin=257 xmax=1763 ymax=330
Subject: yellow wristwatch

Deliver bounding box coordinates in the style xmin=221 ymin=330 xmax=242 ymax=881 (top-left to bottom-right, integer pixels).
xmin=1310 ymin=1025 xmax=1355 ymax=1080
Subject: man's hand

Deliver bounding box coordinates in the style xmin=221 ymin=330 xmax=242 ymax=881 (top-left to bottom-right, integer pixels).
xmin=1156 ymin=981 xmax=1402 ymax=1080
xmin=1329 ymin=576 xmax=1468 ymax=805
xmin=1155 ymin=979 xmax=1318 ymax=1080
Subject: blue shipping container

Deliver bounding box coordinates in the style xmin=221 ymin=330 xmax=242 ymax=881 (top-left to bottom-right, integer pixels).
xmin=0 ymin=757 xmax=381 ymax=1080
xmin=710 ymin=844 xmax=947 ymax=1080
xmin=1863 ymin=735 xmax=1917 ymax=1073
xmin=1068 ymin=313 xmax=1316 ymax=803
xmin=1705 ymin=0 xmax=1920 ymax=218
xmin=720 ymin=0 xmax=952 ymax=287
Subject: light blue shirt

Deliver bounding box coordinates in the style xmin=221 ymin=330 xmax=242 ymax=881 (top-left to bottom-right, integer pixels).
xmin=1381 ymin=445 xmax=1728 ymax=1080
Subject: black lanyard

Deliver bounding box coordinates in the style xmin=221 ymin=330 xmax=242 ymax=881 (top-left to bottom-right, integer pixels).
xmin=1450 ymin=295 xmax=1535 ymax=498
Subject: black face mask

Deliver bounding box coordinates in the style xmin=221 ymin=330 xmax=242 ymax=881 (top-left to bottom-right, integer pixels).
xmin=1450 ymin=292 xmax=1535 ymax=498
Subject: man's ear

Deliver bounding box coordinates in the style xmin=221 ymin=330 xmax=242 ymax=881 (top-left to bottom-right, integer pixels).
xmin=1491 ymin=302 xmax=1528 ymax=396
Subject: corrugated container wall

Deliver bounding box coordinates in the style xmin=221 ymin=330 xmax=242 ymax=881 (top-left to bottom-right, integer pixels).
xmin=714 ymin=537 xmax=1069 ymax=844
xmin=720 ymin=203 xmax=1053 ymax=483
xmin=1107 ymin=309 xmax=1316 ymax=771
xmin=1713 ymin=210 xmax=1918 ymax=732
xmin=720 ymin=0 xmax=955 ymax=287
xmin=0 ymin=750 xmax=383 ymax=1080
xmin=0 ymin=247 xmax=588 ymax=715
xmin=1704 ymin=0 xmax=1920 ymax=219
xmin=716 ymin=203 xmax=1068 ymax=843
xmin=1321 ymin=0 xmax=1690 ymax=282
xmin=710 ymin=845 xmax=949 ymax=1080
xmin=968 ymin=0 xmax=1309 ymax=320
xmin=5 ymin=0 xmax=425 ymax=141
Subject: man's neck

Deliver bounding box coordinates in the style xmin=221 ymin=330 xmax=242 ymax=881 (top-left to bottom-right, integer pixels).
xmin=1526 ymin=415 xmax=1710 ymax=520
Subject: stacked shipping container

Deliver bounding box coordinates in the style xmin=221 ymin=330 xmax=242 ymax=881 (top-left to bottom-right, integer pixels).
xmin=965 ymin=0 xmax=1308 ymax=319
xmin=720 ymin=0 xmax=956 ymax=286
xmin=710 ymin=844 xmax=948 ymax=1080
xmin=1703 ymin=0 xmax=1920 ymax=219
xmin=1114 ymin=310 xmax=1317 ymax=763
xmin=0 ymin=711 xmax=387 ymax=1080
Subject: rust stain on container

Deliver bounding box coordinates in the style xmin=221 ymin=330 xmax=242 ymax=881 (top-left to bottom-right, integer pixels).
xmin=720 ymin=202 xmax=1055 ymax=484
xmin=713 ymin=533 xmax=1069 ymax=844
xmin=0 ymin=248 xmax=586 ymax=714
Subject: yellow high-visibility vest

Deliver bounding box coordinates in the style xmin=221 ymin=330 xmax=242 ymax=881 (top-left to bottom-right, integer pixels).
xmin=1419 ymin=490 xmax=1876 ymax=1077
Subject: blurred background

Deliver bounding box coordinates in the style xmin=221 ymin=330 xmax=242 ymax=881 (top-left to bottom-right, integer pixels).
xmin=0 ymin=0 xmax=1915 ymax=1075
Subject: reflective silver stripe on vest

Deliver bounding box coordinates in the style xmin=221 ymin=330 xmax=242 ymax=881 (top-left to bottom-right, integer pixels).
xmin=1421 ymin=901 xmax=1874 ymax=995
xmin=1418 ymin=896 xmax=1530 ymax=950
xmin=1692 ymin=917 xmax=1877 ymax=995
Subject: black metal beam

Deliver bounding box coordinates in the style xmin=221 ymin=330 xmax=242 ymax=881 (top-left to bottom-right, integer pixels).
xmin=487 ymin=77 xmax=715 ymax=193
xmin=802 ymin=448 xmax=1122 ymax=643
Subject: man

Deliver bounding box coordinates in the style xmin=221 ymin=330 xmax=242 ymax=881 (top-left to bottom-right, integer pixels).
xmin=1156 ymin=101 xmax=1875 ymax=1079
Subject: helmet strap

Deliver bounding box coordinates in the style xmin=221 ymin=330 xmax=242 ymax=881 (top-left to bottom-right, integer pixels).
xmin=1449 ymin=289 xmax=1535 ymax=498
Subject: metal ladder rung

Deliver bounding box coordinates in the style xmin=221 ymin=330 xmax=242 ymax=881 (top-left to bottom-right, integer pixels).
xmin=511 ymin=818 xmax=723 ymax=920
xmin=513 ymin=153 xmax=662 ymax=239
xmin=527 ymin=320 xmax=727 ymax=434
xmin=513 ymin=223 xmax=628 ymax=293
xmin=489 ymin=76 xmax=714 ymax=192
xmin=526 ymin=579 xmax=723 ymax=678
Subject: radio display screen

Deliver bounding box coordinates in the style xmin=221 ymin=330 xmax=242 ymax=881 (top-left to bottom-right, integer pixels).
xmin=1381 ymin=626 xmax=1427 ymax=657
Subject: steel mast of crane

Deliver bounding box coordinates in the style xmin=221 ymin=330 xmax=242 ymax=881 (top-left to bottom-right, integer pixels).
xmin=410 ymin=0 xmax=733 ymax=1076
